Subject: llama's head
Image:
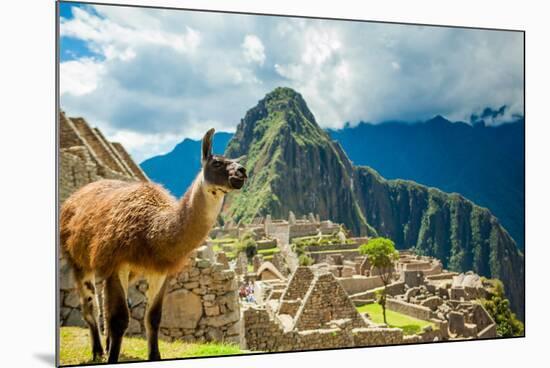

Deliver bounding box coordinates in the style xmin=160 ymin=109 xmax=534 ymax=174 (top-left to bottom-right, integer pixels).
xmin=201 ymin=128 xmax=247 ymax=192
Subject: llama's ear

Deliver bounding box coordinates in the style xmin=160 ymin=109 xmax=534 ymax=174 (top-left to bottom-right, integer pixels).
xmin=202 ymin=128 xmax=215 ymax=165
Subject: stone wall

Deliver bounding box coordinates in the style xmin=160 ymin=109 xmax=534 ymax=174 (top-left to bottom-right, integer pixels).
xmin=294 ymin=273 xmax=366 ymax=330
xmin=279 ymin=267 xmax=315 ymax=301
xmin=310 ymin=250 xmax=360 ymax=263
xmin=289 ymin=223 xmax=318 ymax=239
xmin=60 ymin=148 xmax=131 ymax=203
xmin=243 ymin=306 xmax=403 ymax=352
xmin=349 ymin=281 xmax=405 ymax=300
xmin=58 ymin=112 xmax=147 ymax=204
xmin=265 ymin=223 xmax=290 ymax=248
xmin=305 ymin=243 xmax=359 ymax=252
xmin=159 ymin=257 xmax=241 ymax=344
xmin=386 ymin=298 xmax=435 ymax=321
xmin=60 ymin=255 xmax=241 ymax=345
xmin=338 ymin=276 xmax=385 ymax=295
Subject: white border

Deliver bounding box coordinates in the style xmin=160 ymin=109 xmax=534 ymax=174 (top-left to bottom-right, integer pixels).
xmin=2 ymin=0 xmax=549 ymax=367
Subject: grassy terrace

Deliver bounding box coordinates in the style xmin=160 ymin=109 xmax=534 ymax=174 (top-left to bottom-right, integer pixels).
xmin=210 ymin=238 xmax=238 ymax=259
xmin=60 ymin=327 xmax=243 ymax=366
xmin=210 ymin=234 xmax=280 ymax=265
xmin=309 ymin=248 xmax=359 ymax=254
xmin=258 ymin=248 xmax=281 ymax=256
xmin=209 ymin=237 xmax=239 ymax=243
xmin=292 ymin=234 xmax=356 ymax=248
xmin=356 ymin=303 xmax=436 ymax=336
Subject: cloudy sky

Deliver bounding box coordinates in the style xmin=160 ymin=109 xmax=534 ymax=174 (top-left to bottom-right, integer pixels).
xmin=59 ymin=2 xmax=524 ymax=162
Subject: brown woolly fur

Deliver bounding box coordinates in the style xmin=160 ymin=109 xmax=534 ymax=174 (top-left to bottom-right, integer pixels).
xmin=62 ymin=178 xmax=212 ymax=277
xmin=60 ymin=128 xmax=247 ymax=363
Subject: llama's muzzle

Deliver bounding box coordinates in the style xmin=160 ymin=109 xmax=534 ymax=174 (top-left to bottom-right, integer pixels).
xmin=229 ymin=166 xmax=247 ymax=189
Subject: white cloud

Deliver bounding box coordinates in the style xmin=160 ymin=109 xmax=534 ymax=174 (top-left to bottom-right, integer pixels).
xmin=60 ymin=5 xmax=524 ymax=160
xmin=60 ymin=58 xmax=104 ymax=96
xmin=60 ymin=6 xmax=201 ymax=61
xmin=242 ymin=35 xmax=266 ymax=65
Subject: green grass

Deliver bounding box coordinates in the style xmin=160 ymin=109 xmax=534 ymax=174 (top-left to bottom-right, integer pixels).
xmin=210 ymin=238 xmax=238 ymax=243
xmin=310 ymin=248 xmax=359 ymax=254
xmin=292 ymin=234 xmax=355 ymax=247
xmin=257 ymin=248 xmax=280 ymax=256
xmin=356 ymin=303 xmax=436 ymax=336
xmin=60 ymin=327 xmax=243 ymax=366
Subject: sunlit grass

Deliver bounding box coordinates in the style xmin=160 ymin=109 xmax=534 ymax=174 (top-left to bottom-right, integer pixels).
xmin=60 ymin=327 xmax=243 ymax=366
xmin=357 ymin=303 xmax=436 ymax=335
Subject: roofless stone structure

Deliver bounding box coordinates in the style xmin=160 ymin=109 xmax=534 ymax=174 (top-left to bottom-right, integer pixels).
xmin=59 ymin=111 xmax=148 ymax=203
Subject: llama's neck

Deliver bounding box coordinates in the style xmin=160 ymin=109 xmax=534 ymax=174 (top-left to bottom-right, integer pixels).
xmin=183 ymin=171 xmax=225 ymax=225
xmin=157 ymin=171 xmax=224 ymax=270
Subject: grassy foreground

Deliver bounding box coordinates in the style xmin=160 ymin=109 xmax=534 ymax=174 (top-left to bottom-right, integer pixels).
xmin=60 ymin=327 xmax=243 ymax=366
xmin=357 ymin=303 xmax=436 ymax=335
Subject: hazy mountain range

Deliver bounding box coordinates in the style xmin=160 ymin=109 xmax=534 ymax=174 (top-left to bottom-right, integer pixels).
xmin=328 ymin=115 xmax=525 ymax=250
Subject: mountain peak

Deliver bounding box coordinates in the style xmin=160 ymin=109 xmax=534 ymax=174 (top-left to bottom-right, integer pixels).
xmin=259 ymin=87 xmax=316 ymax=123
xmin=228 ymin=87 xmax=322 ymax=160
xmin=426 ymin=114 xmax=451 ymax=125
xmin=265 ymin=86 xmax=302 ymax=101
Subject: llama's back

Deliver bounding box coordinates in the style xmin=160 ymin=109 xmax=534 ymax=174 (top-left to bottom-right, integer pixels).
xmin=60 ymin=179 xmax=176 ymax=276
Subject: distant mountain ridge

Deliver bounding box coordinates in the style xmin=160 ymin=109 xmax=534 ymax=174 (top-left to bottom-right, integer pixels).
xmin=328 ymin=116 xmax=524 ymax=249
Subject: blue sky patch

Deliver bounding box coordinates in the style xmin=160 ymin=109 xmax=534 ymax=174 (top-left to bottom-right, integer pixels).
xmin=59 ymin=2 xmax=104 ymax=62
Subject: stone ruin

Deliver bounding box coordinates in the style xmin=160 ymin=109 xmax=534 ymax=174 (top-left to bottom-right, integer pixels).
xmin=61 ymin=247 xmax=242 ymax=345
xmin=243 ymin=267 xmax=403 ymax=351
xmin=339 ymin=250 xmax=498 ymax=342
xmin=59 ymin=112 xmax=148 ymax=204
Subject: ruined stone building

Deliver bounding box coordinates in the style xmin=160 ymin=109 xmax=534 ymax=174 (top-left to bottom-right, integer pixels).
xmin=59 ymin=111 xmax=148 ymax=204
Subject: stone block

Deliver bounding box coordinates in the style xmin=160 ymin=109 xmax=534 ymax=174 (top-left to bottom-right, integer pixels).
xmin=131 ymin=305 xmax=145 ymax=320
xmin=127 ymin=318 xmax=142 ymax=335
xmin=64 ymin=291 xmax=80 ymax=308
xmin=448 ymin=311 xmax=465 ymax=336
xmin=64 ymin=308 xmax=86 ymax=327
xmin=161 ymin=289 xmax=203 ymax=329
xmin=421 ymin=296 xmax=444 ymax=311
xmin=205 ymin=305 xmax=220 ymax=317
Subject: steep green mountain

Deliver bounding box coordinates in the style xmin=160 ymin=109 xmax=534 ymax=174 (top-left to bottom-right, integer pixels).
xmin=224 ymin=87 xmax=524 ymax=319
xmin=140 ymin=132 xmax=233 ymax=197
xmin=328 ymin=117 xmax=525 ymax=250
xmin=224 ymin=87 xmax=373 ymax=236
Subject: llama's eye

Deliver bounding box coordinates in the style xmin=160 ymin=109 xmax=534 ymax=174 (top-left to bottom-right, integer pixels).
xmin=212 ymin=160 xmax=223 ymax=168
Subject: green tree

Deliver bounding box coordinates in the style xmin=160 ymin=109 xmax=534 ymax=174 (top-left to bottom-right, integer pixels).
xmin=298 ymin=254 xmax=314 ymax=266
xmin=235 ymin=232 xmax=257 ymax=261
xmin=359 ymin=237 xmax=399 ymax=324
xmin=482 ymin=279 xmax=524 ymax=337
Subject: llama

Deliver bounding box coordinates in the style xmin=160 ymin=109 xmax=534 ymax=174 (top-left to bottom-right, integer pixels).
xmin=60 ymin=128 xmax=247 ymax=363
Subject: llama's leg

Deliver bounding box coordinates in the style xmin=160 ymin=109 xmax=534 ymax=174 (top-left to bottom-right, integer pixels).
xmin=73 ymin=268 xmax=104 ymax=361
xmin=103 ymin=272 xmax=129 ymax=364
xmin=144 ymin=273 xmax=167 ymax=361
